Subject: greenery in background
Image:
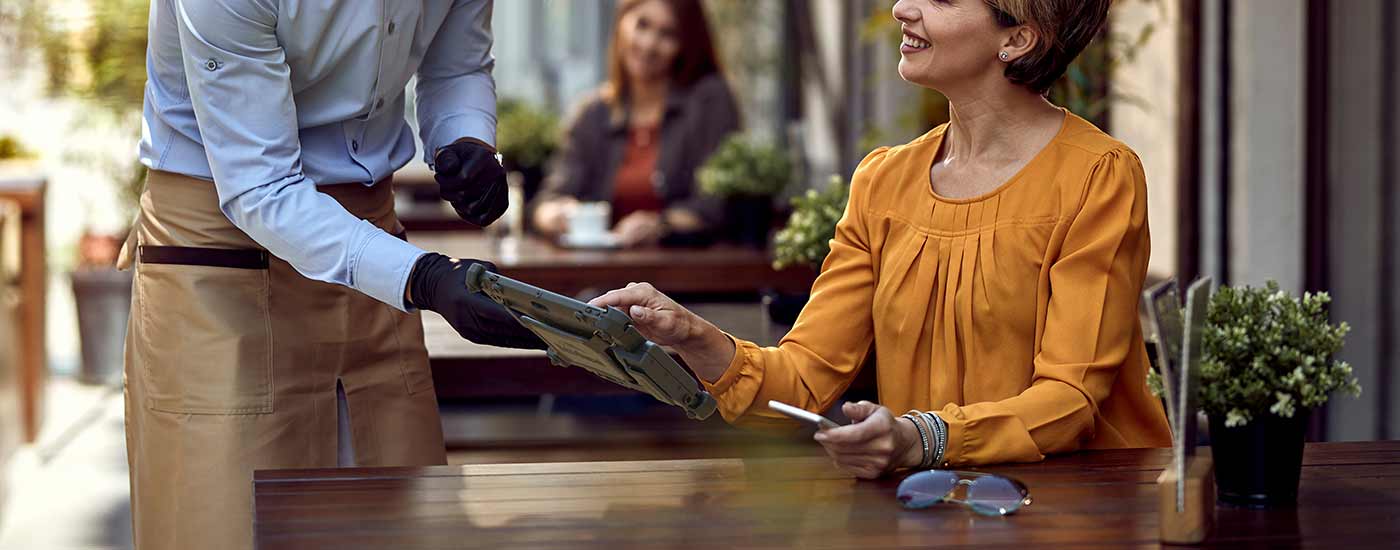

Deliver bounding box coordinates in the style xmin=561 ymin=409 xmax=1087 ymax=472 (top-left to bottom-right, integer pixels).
xmin=1047 ymin=1 xmax=1162 ymax=120
xmin=0 ymin=135 xmax=35 ymax=160
xmin=1148 ymin=281 xmax=1362 ymax=428
xmin=6 ymin=0 xmax=149 ymax=112
xmin=859 ymin=0 xmax=1162 ymax=147
xmin=697 ymin=135 xmax=794 ymax=198
xmin=1 ymin=0 xmax=71 ymax=96
xmin=702 ymin=0 xmax=784 ymax=141
xmin=496 ymin=99 xmax=559 ymax=171
xmin=5 ymin=0 xmax=151 ymax=218
xmin=773 ymin=174 xmax=849 ymax=270
xmin=84 ymin=0 xmax=151 ymax=113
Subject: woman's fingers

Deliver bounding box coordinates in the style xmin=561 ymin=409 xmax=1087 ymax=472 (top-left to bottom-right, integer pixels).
xmin=825 ymin=453 xmax=894 ymax=479
xmin=589 ymin=282 xmax=662 ymax=309
xmin=841 ymin=401 xmax=884 ymax=422
xmin=587 ymin=283 xmax=697 ymax=344
xmin=813 ymin=403 xmax=901 ymax=478
xmin=816 ymin=407 xmax=892 ymax=447
xmin=614 ymin=216 xmax=662 ymax=247
xmin=627 ymin=305 xmax=689 ymax=343
xmin=817 ymin=436 xmax=897 ymax=456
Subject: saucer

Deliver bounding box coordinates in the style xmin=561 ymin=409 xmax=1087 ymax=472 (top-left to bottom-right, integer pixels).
xmin=559 ymin=232 xmax=621 ymax=249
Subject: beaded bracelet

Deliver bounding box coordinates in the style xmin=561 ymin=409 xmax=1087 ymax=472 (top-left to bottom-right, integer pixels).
xmin=900 ymin=412 xmax=930 ymax=468
xmin=913 ymin=412 xmax=940 ymax=468
xmin=924 ymin=414 xmax=946 ymax=464
xmin=922 ymin=411 xmax=949 ymax=467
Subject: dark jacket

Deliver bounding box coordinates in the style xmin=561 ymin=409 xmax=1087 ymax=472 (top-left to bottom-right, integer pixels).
xmin=533 ymin=74 xmax=741 ymax=231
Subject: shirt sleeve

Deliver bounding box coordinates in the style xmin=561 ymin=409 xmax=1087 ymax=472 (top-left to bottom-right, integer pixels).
xmin=173 ymin=0 xmax=425 ymax=311
xmin=937 ymin=149 xmax=1152 ymax=466
xmin=416 ymin=0 xmax=497 ymax=166
xmin=699 ymin=148 xmax=889 ymax=429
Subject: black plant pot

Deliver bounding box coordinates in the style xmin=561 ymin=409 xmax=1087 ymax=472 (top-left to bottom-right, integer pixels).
xmin=762 ymin=290 xmax=810 ymax=327
xmin=724 ymin=196 xmax=774 ymax=248
xmin=1209 ymin=410 xmax=1310 ymax=508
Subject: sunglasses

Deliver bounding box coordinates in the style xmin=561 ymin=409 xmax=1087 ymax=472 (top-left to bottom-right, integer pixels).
xmin=895 ymin=470 xmax=1033 ymax=516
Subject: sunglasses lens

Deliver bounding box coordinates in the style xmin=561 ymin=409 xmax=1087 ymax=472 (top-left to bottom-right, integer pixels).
xmin=896 ymin=470 xmax=959 ymax=509
xmin=966 ymin=476 xmax=1027 ymax=516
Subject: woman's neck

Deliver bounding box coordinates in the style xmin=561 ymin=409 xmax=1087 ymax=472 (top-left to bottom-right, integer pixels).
xmin=627 ymin=76 xmax=670 ymax=127
xmin=940 ymin=86 xmax=1062 ymax=164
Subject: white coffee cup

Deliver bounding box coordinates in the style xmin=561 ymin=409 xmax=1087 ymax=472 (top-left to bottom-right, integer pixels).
xmin=567 ymin=202 xmax=612 ymax=243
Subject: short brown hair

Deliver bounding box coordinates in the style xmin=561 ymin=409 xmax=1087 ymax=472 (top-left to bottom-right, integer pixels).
xmin=603 ymin=0 xmax=724 ymax=106
xmin=984 ymin=0 xmax=1111 ymax=94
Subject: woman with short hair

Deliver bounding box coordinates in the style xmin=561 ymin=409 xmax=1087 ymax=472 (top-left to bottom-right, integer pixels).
xmin=592 ymin=0 xmax=1172 ymax=476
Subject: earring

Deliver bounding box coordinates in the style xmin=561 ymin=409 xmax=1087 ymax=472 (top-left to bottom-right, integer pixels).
xmin=999 ymin=51 xmax=1010 ymax=62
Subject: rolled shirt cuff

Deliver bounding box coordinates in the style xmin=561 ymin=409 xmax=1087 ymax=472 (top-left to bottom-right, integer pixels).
xmin=425 ymin=113 xmax=496 ymax=168
xmin=351 ymin=227 xmax=428 ymax=312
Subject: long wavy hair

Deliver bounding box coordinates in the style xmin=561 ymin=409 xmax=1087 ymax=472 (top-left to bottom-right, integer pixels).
xmin=601 ymin=0 xmax=725 ymax=106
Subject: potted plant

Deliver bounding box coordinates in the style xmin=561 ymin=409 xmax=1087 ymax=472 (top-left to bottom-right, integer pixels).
xmin=496 ymin=98 xmax=559 ymax=202
xmin=70 ymin=160 xmax=144 ymax=385
xmin=1195 ymin=281 xmax=1361 ymax=507
xmin=0 ymin=136 xmax=34 ymax=165
xmin=697 ymin=134 xmax=794 ymax=248
xmin=765 ymin=175 xmax=848 ymax=325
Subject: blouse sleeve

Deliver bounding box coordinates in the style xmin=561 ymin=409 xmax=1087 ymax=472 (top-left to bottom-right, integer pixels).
xmin=937 ymin=149 xmax=1152 ymax=465
xmin=700 ymin=148 xmax=890 ymax=429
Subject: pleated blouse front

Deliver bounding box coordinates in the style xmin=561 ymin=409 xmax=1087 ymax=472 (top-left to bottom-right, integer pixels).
xmin=704 ymin=112 xmax=1172 ymax=466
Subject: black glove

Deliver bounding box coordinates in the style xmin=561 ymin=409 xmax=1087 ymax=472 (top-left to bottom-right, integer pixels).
xmin=407 ymin=253 xmax=545 ymax=350
xmin=434 ymin=139 xmax=509 ymax=227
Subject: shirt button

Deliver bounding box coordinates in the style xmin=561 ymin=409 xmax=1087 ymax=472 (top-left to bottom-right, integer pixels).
xmin=387 ymin=22 xmax=396 ymax=35
xmin=351 ymin=140 xmax=359 ymax=152
xmin=376 ymin=98 xmax=385 ymax=110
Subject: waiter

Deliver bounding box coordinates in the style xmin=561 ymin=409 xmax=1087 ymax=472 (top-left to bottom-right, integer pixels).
xmin=120 ymin=2 xmax=541 ymax=549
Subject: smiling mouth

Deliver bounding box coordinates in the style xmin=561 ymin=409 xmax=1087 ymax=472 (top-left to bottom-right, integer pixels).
xmin=901 ymin=32 xmax=930 ymax=51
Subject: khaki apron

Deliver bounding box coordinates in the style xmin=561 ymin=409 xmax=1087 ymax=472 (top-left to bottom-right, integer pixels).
xmin=119 ymin=170 xmax=446 ymax=550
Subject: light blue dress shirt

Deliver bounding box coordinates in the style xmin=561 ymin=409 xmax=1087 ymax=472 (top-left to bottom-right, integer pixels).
xmin=140 ymin=0 xmax=497 ymax=311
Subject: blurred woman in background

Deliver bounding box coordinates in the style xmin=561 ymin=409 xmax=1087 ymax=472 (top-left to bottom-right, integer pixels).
xmin=531 ymin=0 xmax=739 ymax=247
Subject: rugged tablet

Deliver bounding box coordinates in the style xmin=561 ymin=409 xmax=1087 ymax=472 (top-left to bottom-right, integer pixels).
xmin=465 ymin=264 xmax=718 ymax=420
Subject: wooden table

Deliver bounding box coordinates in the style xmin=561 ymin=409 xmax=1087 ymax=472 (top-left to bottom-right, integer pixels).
xmin=410 ymin=233 xmax=817 ymax=298
xmin=0 ymin=198 xmax=21 ymax=523
xmin=0 ymin=170 xmax=45 ymax=443
xmin=253 ymin=441 xmax=1400 ymax=549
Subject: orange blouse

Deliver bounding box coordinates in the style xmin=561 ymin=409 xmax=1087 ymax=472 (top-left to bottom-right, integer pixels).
xmin=703 ymin=112 xmax=1172 ymax=466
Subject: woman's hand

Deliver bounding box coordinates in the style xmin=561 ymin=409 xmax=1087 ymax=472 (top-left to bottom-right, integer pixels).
xmin=814 ymin=401 xmax=923 ymax=480
xmin=612 ymin=211 xmax=665 ymax=247
xmin=532 ymin=197 xmax=578 ymax=236
xmin=589 ymin=282 xmax=735 ymax=382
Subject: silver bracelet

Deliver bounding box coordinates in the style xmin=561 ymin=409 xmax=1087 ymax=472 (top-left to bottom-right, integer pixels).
xmin=901 ymin=413 xmax=930 ymax=468
xmin=914 ymin=412 xmax=940 ymax=468
xmin=922 ymin=411 xmax=949 ymax=467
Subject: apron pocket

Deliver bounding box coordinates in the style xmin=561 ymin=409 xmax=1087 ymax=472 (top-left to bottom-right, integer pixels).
xmin=136 ymin=246 xmax=273 ymax=415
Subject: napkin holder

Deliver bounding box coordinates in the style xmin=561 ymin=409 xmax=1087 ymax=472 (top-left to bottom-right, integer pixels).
xmin=1156 ymin=454 xmax=1215 ymax=544
xmin=1143 ymin=277 xmax=1216 ymax=545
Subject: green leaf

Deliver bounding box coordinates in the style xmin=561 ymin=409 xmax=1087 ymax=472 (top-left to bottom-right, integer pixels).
xmin=698 ymin=135 xmax=794 ymax=198
xmin=1197 ymin=281 xmax=1362 ymax=426
xmin=773 ymin=175 xmax=849 ymax=270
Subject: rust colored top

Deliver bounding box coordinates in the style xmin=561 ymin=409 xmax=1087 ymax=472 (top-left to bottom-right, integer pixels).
xmin=611 ymin=124 xmax=665 ymax=222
